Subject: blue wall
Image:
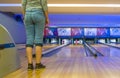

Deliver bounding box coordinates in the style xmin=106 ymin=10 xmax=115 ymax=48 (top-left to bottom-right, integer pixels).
xmin=49 ymin=14 xmax=120 ymax=27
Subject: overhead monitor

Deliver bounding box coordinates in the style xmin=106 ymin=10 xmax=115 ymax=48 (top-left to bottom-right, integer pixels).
xmin=71 ymin=28 xmax=84 ymax=37
xmin=97 ymin=28 xmax=109 ymax=38
xmin=84 ymin=28 xmax=97 ymax=37
xmin=58 ymin=28 xmax=71 ymax=36
xmin=110 ymin=28 xmax=120 ymax=37
xmin=44 ymin=28 xmax=58 ymax=37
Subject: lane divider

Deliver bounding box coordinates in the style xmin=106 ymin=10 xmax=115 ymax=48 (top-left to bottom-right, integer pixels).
xmin=100 ymin=42 xmax=120 ymax=49
xmin=42 ymin=44 xmax=69 ymax=55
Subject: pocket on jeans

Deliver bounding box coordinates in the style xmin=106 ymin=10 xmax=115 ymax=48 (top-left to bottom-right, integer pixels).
xmin=33 ymin=12 xmax=45 ymax=22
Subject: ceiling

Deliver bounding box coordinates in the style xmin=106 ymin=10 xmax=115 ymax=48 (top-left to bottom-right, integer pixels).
xmin=0 ymin=0 xmax=120 ymax=14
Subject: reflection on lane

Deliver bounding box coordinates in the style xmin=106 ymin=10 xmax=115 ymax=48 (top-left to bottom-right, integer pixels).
xmin=49 ymin=45 xmax=86 ymax=58
xmin=110 ymin=47 xmax=120 ymax=57
xmin=91 ymin=44 xmax=120 ymax=57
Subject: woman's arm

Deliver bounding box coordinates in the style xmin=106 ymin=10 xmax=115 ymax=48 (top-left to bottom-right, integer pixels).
xmin=42 ymin=0 xmax=49 ymax=26
xmin=44 ymin=10 xmax=49 ymax=26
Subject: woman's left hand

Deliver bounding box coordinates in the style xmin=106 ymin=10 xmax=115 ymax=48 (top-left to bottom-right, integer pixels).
xmin=45 ymin=18 xmax=49 ymax=27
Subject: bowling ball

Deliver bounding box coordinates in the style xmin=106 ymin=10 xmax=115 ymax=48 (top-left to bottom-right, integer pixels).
xmin=94 ymin=54 xmax=97 ymax=58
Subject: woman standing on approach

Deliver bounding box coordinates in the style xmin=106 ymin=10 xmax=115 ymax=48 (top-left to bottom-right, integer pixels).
xmin=22 ymin=0 xmax=49 ymax=70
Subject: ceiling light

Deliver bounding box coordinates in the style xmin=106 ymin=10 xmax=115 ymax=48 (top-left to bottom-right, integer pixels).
xmin=0 ymin=4 xmax=120 ymax=7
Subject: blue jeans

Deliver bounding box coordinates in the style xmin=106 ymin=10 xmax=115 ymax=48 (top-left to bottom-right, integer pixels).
xmin=24 ymin=9 xmax=45 ymax=47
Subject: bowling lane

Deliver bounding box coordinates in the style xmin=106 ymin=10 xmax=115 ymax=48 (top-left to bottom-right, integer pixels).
xmin=4 ymin=44 xmax=120 ymax=78
xmin=91 ymin=44 xmax=120 ymax=57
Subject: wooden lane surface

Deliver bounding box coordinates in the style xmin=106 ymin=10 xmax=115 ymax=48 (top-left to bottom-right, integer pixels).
xmin=91 ymin=44 xmax=120 ymax=57
xmin=91 ymin=44 xmax=110 ymax=56
xmin=4 ymin=45 xmax=120 ymax=78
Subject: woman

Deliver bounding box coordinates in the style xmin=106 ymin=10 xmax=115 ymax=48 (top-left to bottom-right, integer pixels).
xmin=22 ymin=0 xmax=49 ymax=70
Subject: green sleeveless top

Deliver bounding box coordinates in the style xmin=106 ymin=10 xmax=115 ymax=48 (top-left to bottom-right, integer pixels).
xmin=22 ymin=0 xmax=48 ymax=12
